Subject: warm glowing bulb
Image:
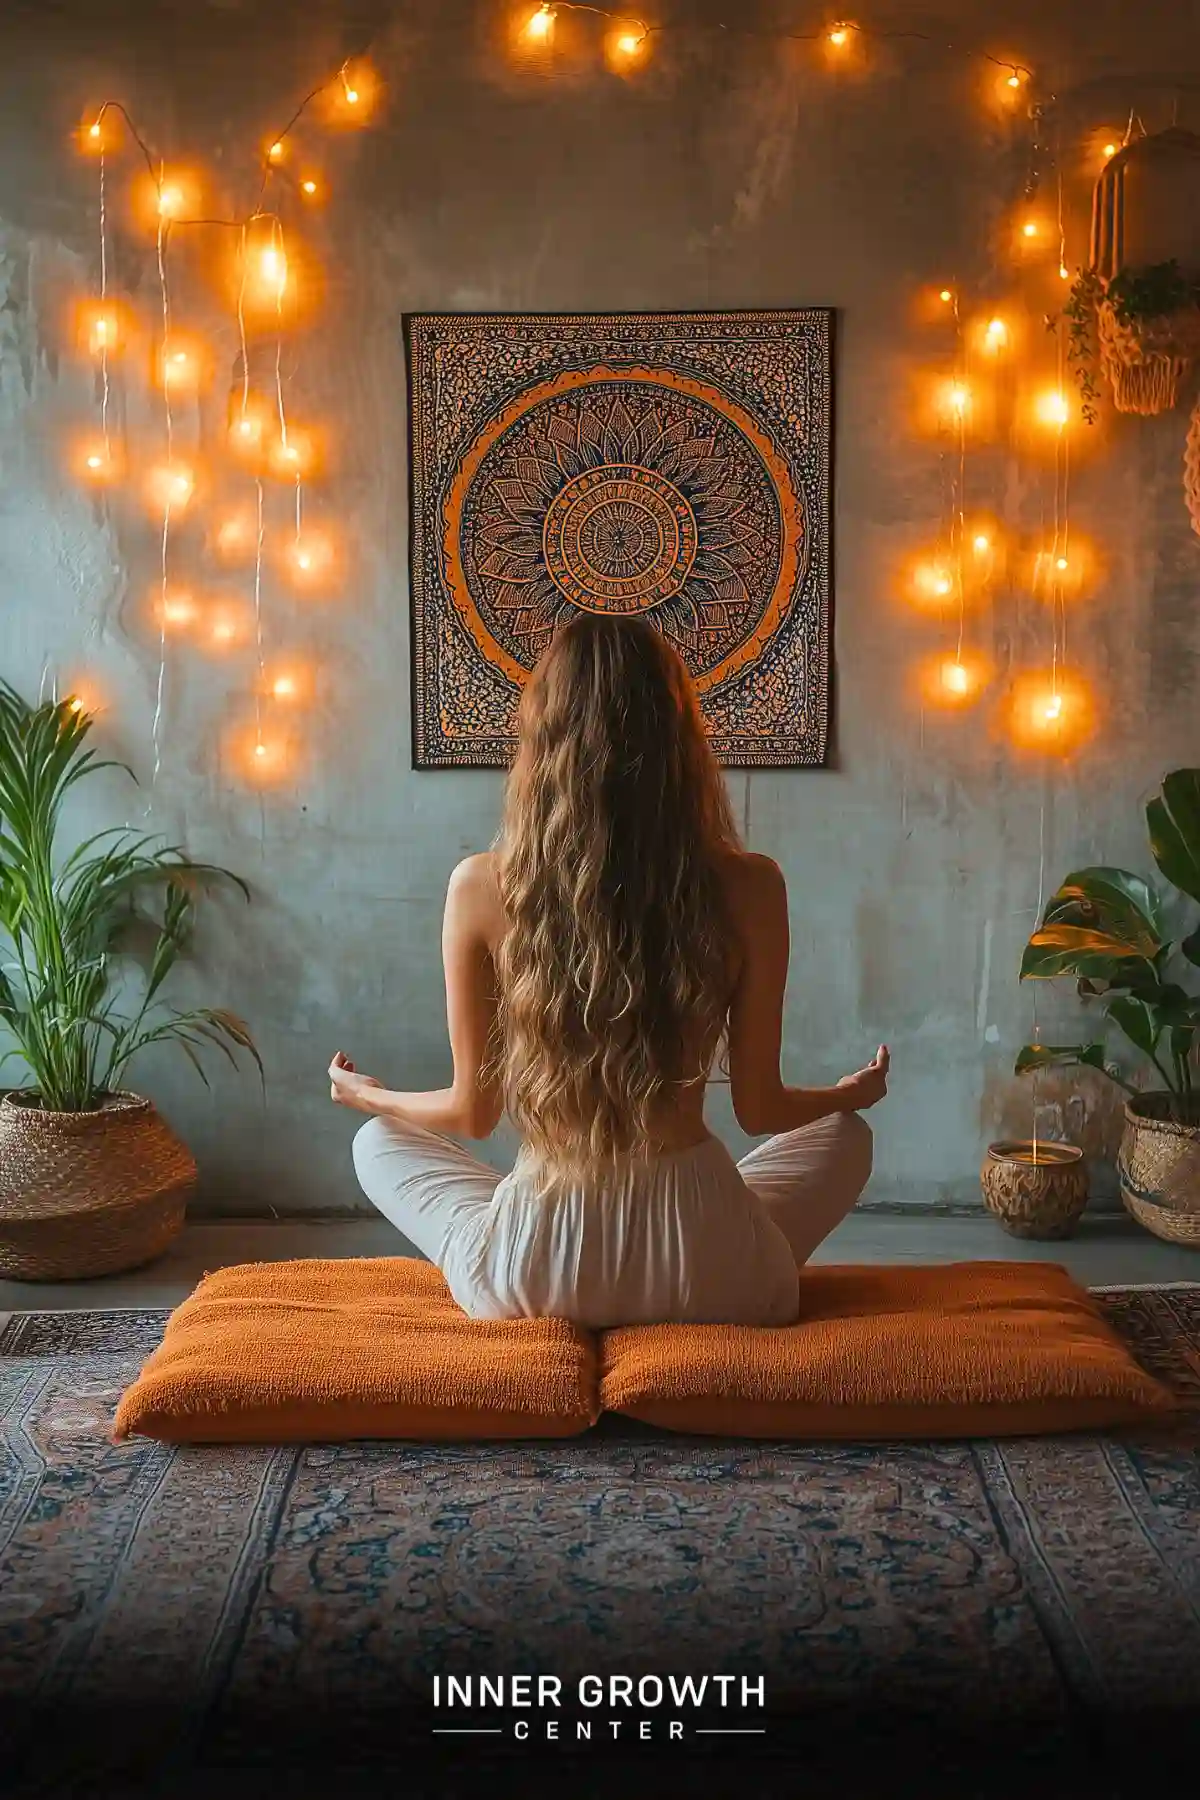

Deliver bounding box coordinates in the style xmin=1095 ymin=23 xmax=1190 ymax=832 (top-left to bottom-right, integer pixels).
xmin=88 ymin=120 xmax=102 ymax=140
xmin=984 ymin=317 xmax=1007 ymax=347
xmin=526 ymin=4 xmax=554 ymax=38
xmin=158 ymin=185 xmax=183 ymax=217
xmin=616 ymin=31 xmax=641 ymax=55
xmin=68 ymin=696 xmax=85 ymax=714
xmin=1059 ymin=263 xmax=1070 ymax=280
xmin=301 ymin=179 xmax=317 ymax=195
xmin=1022 ymin=220 xmax=1039 ymax=238
xmin=1103 ymin=142 xmax=1117 ymax=159
xmin=272 ymin=676 xmax=296 ymax=699
xmin=296 ymin=550 xmax=312 ymax=570
xmin=162 ymin=592 xmax=196 ymax=627
xmin=934 ymin=575 xmax=952 ymax=597
xmin=1037 ymin=389 xmax=1070 ymax=428
xmin=81 ymin=442 xmax=117 ymax=481
xmin=1055 ymin=555 xmax=1069 ymax=571
xmin=947 ymin=382 xmax=970 ymax=415
xmin=973 ymin=533 xmax=990 ymax=552
xmin=1043 ymin=693 xmax=1063 ymax=722
xmin=212 ymin=620 xmax=235 ymax=644
xmin=939 ymin=288 xmax=953 ymax=304
xmin=269 ymin=140 xmax=284 ymax=160
xmin=259 ymin=244 xmax=286 ymax=291
xmin=828 ymin=25 xmax=850 ymax=47
xmin=941 ymin=660 xmax=970 ymax=695
xmin=1006 ymin=71 xmax=1021 ymax=88
xmin=149 ymin=463 xmax=194 ymax=509
xmin=254 ymin=742 xmax=267 ymax=757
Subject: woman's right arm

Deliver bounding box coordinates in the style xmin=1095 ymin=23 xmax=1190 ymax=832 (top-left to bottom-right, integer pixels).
xmin=726 ymin=853 xmax=889 ymax=1136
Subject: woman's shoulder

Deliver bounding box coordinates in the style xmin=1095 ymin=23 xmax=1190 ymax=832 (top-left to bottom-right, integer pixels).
xmin=446 ymin=851 xmax=506 ymax=941
xmin=713 ymin=847 xmax=786 ymax=906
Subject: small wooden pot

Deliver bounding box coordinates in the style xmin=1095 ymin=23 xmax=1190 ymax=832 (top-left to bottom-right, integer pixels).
xmin=980 ymin=1140 xmax=1089 ymax=1240
xmin=0 ymin=1089 xmax=195 ymax=1282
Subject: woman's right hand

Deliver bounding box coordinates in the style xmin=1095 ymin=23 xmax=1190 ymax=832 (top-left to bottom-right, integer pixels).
xmin=836 ymin=1045 xmax=890 ymax=1110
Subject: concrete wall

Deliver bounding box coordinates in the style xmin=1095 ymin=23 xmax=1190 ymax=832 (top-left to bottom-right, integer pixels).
xmin=1 ymin=0 xmax=1197 ymax=1218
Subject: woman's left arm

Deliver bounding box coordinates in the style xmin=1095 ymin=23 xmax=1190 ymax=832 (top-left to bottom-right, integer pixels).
xmin=328 ymin=856 xmax=504 ymax=1139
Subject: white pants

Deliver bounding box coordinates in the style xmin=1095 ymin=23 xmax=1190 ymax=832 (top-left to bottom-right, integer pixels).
xmin=351 ymin=1111 xmax=873 ymax=1330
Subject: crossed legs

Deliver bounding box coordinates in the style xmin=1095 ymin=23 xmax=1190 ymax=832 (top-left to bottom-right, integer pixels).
xmin=736 ymin=1109 xmax=874 ymax=1264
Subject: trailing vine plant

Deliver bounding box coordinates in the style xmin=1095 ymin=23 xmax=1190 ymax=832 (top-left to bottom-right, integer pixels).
xmin=1064 ymin=269 xmax=1104 ymax=425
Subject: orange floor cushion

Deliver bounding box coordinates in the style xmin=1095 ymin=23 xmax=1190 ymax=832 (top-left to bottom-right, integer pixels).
xmin=113 ymin=1257 xmax=599 ymax=1444
xmin=599 ymin=1261 xmax=1179 ymax=1438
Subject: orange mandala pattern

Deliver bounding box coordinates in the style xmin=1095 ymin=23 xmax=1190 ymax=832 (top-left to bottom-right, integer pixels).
xmin=407 ymin=312 xmax=831 ymax=767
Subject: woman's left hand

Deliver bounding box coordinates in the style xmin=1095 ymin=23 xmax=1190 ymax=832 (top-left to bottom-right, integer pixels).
xmin=328 ymin=1050 xmax=384 ymax=1113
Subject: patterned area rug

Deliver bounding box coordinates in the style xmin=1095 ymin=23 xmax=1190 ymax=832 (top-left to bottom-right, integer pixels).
xmin=2 ymin=1287 xmax=1199 ymax=1796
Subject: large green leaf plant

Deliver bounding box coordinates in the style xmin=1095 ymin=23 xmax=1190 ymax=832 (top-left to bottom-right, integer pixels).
xmin=0 ymin=681 xmax=261 ymax=1112
xmin=1016 ymin=769 xmax=1200 ymax=1119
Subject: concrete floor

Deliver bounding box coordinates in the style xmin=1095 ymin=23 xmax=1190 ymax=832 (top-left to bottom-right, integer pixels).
xmin=1 ymin=1210 xmax=1196 ymax=1312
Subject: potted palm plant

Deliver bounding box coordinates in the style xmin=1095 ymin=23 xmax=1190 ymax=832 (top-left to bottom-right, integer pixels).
xmin=0 ymin=683 xmax=260 ymax=1281
xmin=1016 ymin=767 xmax=1200 ymax=1246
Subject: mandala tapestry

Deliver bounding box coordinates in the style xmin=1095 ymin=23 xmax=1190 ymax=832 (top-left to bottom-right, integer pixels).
xmin=405 ymin=310 xmax=832 ymax=768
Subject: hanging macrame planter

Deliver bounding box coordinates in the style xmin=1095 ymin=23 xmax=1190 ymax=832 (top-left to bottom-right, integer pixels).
xmin=1094 ymin=295 xmax=1200 ymax=415
xmin=1087 ymin=127 xmax=1200 ymax=417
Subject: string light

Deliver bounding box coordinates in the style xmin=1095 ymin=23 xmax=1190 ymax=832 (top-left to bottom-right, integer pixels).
xmin=1103 ymin=141 xmax=1117 ymax=159
xmin=1036 ymin=388 xmax=1070 ymax=428
xmin=1021 ymin=220 xmax=1039 ymax=239
xmin=286 ymin=530 xmax=332 ymax=582
xmin=157 ymin=184 xmax=184 ymax=217
xmin=972 ymin=532 xmax=990 ymax=552
xmin=940 ymin=659 xmax=972 ymax=696
xmin=945 ymin=380 xmax=970 ymax=418
xmin=828 ymin=24 xmax=853 ymax=48
xmin=301 ymin=179 xmax=318 ymax=196
xmin=984 ymin=316 xmax=1007 ymax=349
xmin=268 ymin=140 xmax=284 ymax=161
xmin=88 ymin=120 xmax=102 ymax=141
xmin=79 ymin=439 xmax=119 ymax=482
xmin=147 ymin=462 xmax=195 ymax=511
xmin=1006 ymin=69 xmax=1022 ymax=88
xmin=1059 ymin=262 xmax=1070 ymax=281
xmin=525 ymin=4 xmax=554 ymax=39
xmin=68 ymin=696 xmax=86 ymax=714
xmin=938 ymin=288 xmax=953 ymax=304
xmin=258 ymin=240 xmax=288 ymax=299
xmin=159 ymin=590 xmax=197 ymax=628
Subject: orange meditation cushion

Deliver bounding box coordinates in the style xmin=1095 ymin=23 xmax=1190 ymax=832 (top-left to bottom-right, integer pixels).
xmin=113 ymin=1256 xmax=599 ymax=1444
xmin=599 ymin=1261 xmax=1179 ymax=1438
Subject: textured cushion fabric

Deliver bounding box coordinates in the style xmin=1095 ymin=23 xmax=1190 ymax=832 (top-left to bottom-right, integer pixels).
xmin=112 ymin=1257 xmax=599 ymax=1444
xmin=599 ymin=1261 xmax=1179 ymax=1439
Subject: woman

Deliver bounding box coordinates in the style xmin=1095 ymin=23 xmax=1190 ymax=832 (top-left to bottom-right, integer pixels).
xmin=330 ymin=615 xmax=888 ymax=1328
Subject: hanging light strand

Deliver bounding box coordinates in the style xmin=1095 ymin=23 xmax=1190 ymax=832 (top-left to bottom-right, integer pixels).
xmin=149 ymin=159 xmax=176 ymax=795
xmin=520 ymin=5 xmax=1034 ymax=81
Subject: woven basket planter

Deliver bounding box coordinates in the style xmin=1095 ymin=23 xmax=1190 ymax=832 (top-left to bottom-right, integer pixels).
xmin=980 ymin=1140 xmax=1089 ymax=1240
xmin=1096 ymin=300 xmax=1200 ymax=415
xmin=1117 ymin=1093 xmax=1200 ymax=1247
xmin=0 ymin=1090 xmax=195 ymax=1282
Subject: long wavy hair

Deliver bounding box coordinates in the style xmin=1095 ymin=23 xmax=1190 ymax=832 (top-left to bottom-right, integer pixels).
xmin=493 ymin=614 xmax=741 ymax=1172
